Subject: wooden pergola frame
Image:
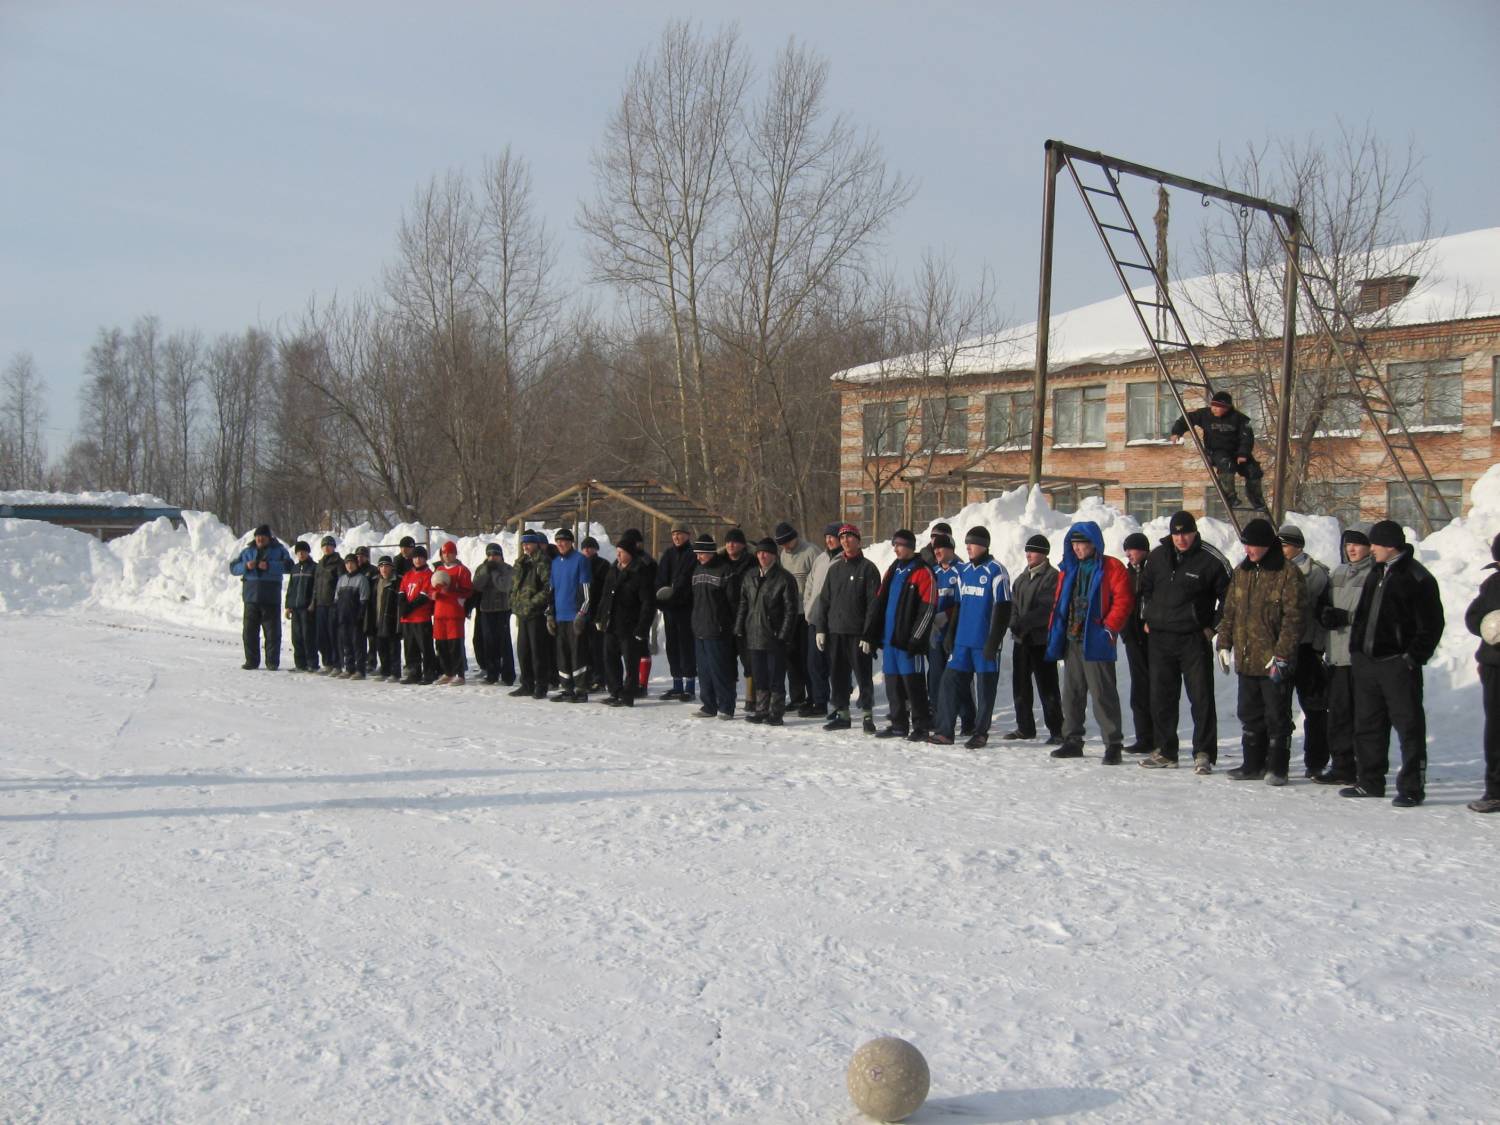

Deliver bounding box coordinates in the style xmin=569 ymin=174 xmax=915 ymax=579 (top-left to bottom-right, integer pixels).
xmin=504 ymin=478 xmax=739 ymax=556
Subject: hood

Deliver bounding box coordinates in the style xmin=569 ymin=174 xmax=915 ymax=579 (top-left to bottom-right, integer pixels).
xmin=1059 ymin=522 xmax=1106 ymax=574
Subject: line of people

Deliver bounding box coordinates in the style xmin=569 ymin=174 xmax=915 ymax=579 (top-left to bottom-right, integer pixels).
xmin=232 ymin=510 xmax=1500 ymax=814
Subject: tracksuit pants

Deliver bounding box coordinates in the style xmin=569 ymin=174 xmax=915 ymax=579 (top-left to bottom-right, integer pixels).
xmin=555 ymin=623 xmax=587 ymax=695
xmin=1148 ymin=630 xmax=1218 ymax=763
xmin=884 ymin=672 xmax=930 ymax=733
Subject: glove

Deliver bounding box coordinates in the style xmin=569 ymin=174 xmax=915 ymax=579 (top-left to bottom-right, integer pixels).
xmin=1401 ymin=653 xmax=1419 ymax=672
xmin=655 ymin=586 xmax=672 ymax=604
xmin=816 ymin=632 xmax=826 ymax=652
xmin=574 ymin=617 xmax=588 ymax=636
xmin=1217 ymin=648 xmax=1233 ymax=674
xmin=858 ymin=640 xmax=872 ymax=655
xmin=546 ymin=617 xmax=557 ymax=636
xmin=1266 ymin=656 xmax=1290 ymax=684
xmin=1318 ymin=605 xmax=1349 ymax=629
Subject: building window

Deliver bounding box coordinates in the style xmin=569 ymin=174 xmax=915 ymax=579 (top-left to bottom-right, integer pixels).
xmin=1124 ymin=486 xmax=1182 ymax=524
xmin=859 ymin=490 xmax=907 ymax=538
xmin=1386 ymin=479 xmax=1462 ymax=531
xmin=920 ymin=396 xmax=969 ymax=452
xmin=1126 ymin=381 xmax=1180 ymax=441
xmin=1387 ymin=359 xmax=1463 ymax=427
xmin=863 ymin=399 xmax=908 ymax=457
xmin=1292 ymin=371 xmax=1364 ymax=436
xmin=843 ymin=491 xmax=865 ymax=522
xmin=984 ymin=391 xmax=1032 ymax=449
xmin=1047 ymin=482 xmax=1103 ymax=513
xmin=1053 ymin=384 xmax=1107 ymax=445
xmin=1299 ymin=480 xmax=1362 ymax=528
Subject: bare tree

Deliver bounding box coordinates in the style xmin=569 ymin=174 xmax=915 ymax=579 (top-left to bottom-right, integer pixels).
xmin=0 ymin=352 xmax=48 ymax=489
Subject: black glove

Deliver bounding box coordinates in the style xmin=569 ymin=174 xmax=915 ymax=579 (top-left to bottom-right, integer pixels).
xmin=1318 ymin=605 xmax=1349 ymax=629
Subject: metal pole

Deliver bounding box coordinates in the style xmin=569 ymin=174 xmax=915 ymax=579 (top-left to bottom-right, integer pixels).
xmin=1030 ymin=143 xmax=1061 ymax=487
xmin=1273 ymin=214 xmax=1301 ymax=524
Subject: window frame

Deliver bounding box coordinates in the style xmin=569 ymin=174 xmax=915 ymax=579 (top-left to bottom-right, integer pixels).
xmin=1386 ymin=359 xmax=1464 ymax=429
xmin=1052 ymin=383 xmax=1108 ymax=447
xmin=983 ymin=389 xmax=1033 ymax=450
xmin=1125 ymin=380 xmax=1180 ymax=443
xmin=862 ymin=398 xmax=909 ymax=457
xmin=1385 ymin=478 xmax=1462 ymax=531
xmin=1124 ymin=486 xmax=1183 ymax=525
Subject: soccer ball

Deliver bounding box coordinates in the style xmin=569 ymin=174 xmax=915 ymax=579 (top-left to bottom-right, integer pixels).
xmin=847 ymin=1037 xmax=929 ymax=1122
xmin=1481 ymin=609 xmax=1500 ymax=647
xmin=431 ymin=569 xmax=451 ymax=588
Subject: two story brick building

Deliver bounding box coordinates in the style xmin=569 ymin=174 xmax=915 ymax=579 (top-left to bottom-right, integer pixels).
xmin=834 ymin=228 xmax=1500 ymax=538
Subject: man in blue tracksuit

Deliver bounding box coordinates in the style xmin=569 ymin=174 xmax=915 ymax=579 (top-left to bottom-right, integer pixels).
xmin=929 ymin=526 xmax=1012 ymax=749
xmin=230 ymin=523 xmax=294 ymax=670
xmin=547 ymin=528 xmax=593 ymax=701
xmin=926 ymin=532 xmax=971 ymax=736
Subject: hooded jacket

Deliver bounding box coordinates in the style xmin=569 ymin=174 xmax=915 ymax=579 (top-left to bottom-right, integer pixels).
xmin=230 ymin=538 xmax=293 ymax=607
xmin=1215 ymin=546 xmax=1306 ymax=675
xmin=1044 ymin=522 xmax=1133 ymax=663
xmin=1287 ymin=550 xmax=1331 ymax=650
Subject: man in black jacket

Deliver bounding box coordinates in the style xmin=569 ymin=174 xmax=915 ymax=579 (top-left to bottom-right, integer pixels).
xmin=689 ymin=534 xmax=739 ymax=719
xmin=579 ymin=536 xmax=613 ymax=692
xmin=1171 ymin=390 xmax=1266 ymax=512
xmin=313 ymin=535 xmax=344 ymax=674
xmin=811 ymin=524 xmax=881 ymax=733
xmin=1004 ymin=533 xmax=1063 ymax=744
xmin=1140 ymin=510 xmax=1232 ymax=773
xmin=1343 ymin=519 xmax=1445 ymax=806
xmin=1465 ymin=532 xmax=1500 ymax=813
xmin=284 ymin=540 xmax=318 ymax=672
xmin=737 ymin=538 xmax=799 ymax=725
xmin=599 ymin=531 xmax=657 ymax=706
xmin=470 ymin=543 xmax=515 ymax=685
xmin=655 ymin=525 xmax=698 ymax=700
xmin=1119 ymin=531 xmax=1152 ymax=753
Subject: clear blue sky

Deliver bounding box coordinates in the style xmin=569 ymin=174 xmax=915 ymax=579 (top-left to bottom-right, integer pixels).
xmin=3 ymin=0 xmax=1497 ymax=443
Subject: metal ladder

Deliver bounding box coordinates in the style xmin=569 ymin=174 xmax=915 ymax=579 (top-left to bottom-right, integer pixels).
xmin=1270 ymin=219 xmax=1454 ymax=534
xmin=1058 ymin=152 xmax=1250 ymax=535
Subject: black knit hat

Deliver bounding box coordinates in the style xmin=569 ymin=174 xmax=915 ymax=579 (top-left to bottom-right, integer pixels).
xmin=822 ymin=522 xmax=842 ymax=538
xmin=1211 ymin=390 xmax=1233 ymax=407
xmin=399 ymin=535 xmax=416 ymax=548
xmin=1169 ymin=510 xmax=1198 ymax=535
xmin=725 ymin=528 xmax=747 ymax=545
xmin=485 ymin=542 xmax=503 ymax=556
xmin=412 ymin=544 xmax=429 ymax=558
xmin=580 ymin=536 xmax=598 ymax=551
xmin=320 ymin=535 xmax=337 ymax=548
xmin=555 ymin=527 xmax=575 ymax=542
xmin=377 ymin=555 xmax=394 ymax=567
xmin=965 ymin=525 xmax=991 ymax=547
xmin=929 ymin=532 xmax=954 ymax=551
xmin=253 ymin=523 xmax=271 ymax=537
xmin=1240 ymin=518 xmax=1277 ymax=548
xmin=616 ymin=534 xmax=641 ymax=556
xmin=932 ymin=522 xmax=952 ymax=535
xmin=1369 ymin=519 xmax=1406 ymax=548
xmin=1277 ymin=523 xmax=1305 ymax=548
xmin=691 ymin=534 xmax=717 ymax=554
xmin=1341 ymin=528 xmax=1371 ymax=547
xmin=753 ymin=537 xmax=778 ymax=554
xmin=1025 ymin=533 xmax=1051 ymax=554
xmin=293 ymin=540 xmax=310 ymax=554
xmin=1122 ymin=532 xmax=1150 ymax=552
xmin=772 ymin=521 xmax=798 ymax=544
xmin=891 ymin=528 xmax=917 ymax=548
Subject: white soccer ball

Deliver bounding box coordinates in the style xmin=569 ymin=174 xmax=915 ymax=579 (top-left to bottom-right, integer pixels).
xmin=847 ymin=1037 xmax=930 ymax=1122
xmin=1481 ymin=609 xmax=1500 ymax=647
xmin=431 ymin=569 xmax=451 ymax=588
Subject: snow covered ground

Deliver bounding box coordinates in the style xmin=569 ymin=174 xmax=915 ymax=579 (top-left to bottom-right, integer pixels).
xmin=3 ymin=482 xmax=1499 ymax=1121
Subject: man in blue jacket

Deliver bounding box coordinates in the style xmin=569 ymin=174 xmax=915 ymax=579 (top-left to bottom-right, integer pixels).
xmin=547 ymin=528 xmax=593 ymax=702
xmin=230 ymin=523 xmax=293 ymax=670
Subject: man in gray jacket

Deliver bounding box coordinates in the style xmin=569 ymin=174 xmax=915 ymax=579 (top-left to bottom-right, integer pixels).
xmin=776 ymin=521 xmax=823 ymax=712
xmin=1279 ymin=524 xmax=1331 ymax=777
xmin=1313 ymin=528 xmax=1374 ymax=785
xmin=1003 ymin=534 xmax=1063 ymax=744
xmin=800 ymin=522 xmax=842 ymax=717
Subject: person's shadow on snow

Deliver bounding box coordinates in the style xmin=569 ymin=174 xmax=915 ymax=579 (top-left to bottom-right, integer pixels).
xmin=905 ymin=1086 xmax=1119 ymax=1122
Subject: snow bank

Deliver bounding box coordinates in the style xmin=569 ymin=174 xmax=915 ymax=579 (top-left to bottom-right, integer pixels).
xmin=0 ymin=517 xmax=111 ymax=612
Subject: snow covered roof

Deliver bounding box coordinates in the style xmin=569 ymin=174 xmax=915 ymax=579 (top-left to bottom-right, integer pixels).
xmin=832 ymin=226 xmax=1500 ymax=384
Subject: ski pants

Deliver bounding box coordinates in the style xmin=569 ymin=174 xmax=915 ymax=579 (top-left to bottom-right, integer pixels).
xmin=1061 ymin=639 xmax=1124 ymax=747
xmin=1236 ymin=673 xmax=1293 ymax=775
xmin=936 ymin=668 xmax=994 ymax=738
xmin=828 ymin=634 xmax=874 ymax=714
xmin=474 ymin=611 xmax=515 ymax=683
xmin=1351 ymin=652 xmax=1427 ymax=800
xmin=315 ymin=604 xmax=338 ymax=669
xmin=1293 ymin=642 xmax=1330 ymax=773
xmin=1149 ymin=629 xmax=1218 ymax=763
xmin=695 ymin=636 xmax=737 ymax=715
xmin=1012 ymin=637 xmax=1063 ymax=739
xmin=242 ymin=603 xmax=281 ymax=669
xmin=288 ymin=607 xmax=315 ymax=670
xmin=401 ymin=621 xmax=436 ymax=682
xmin=1122 ymin=634 xmax=1152 ymax=747
xmin=662 ymin=609 xmax=696 ymax=681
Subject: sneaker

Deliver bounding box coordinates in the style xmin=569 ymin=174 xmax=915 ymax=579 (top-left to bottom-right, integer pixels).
xmin=861 ymin=713 xmax=877 ymax=735
xmin=875 ymin=725 xmax=909 ymax=740
xmin=1265 ymin=774 xmax=1289 ymax=787
xmin=906 ymin=728 xmax=928 ymax=743
xmin=1391 ymin=794 xmax=1423 ymax=808
xmin=1312 ymin=770 xmax=1356 ymax=786
xmin=1193 ymin=754 xmax=1213 ymax=775
xmin=927 ymin=734 xmax=954 ymax=745
xmin=692 ymin=706 xmax=717 ymax=719
xmin=435 ymin=675 xmax=453 ymax=686
xmin=1467 ymin=796 xmax=1500 ymax=814
xmin=1227 ymin=767 xmax=1264 ymax=781
xmin=1339 ymin=786 xmax=1381 ymax=799
xmin=796 ymin=702 xmax=822 ymax=719
xmin=1101 ymin=745 xmax=1123 ymax=766
xmin=823 ymin=713 xmax=851 ymax=732
xmin=1001 ymin=730 xmax=1031 ymax=741
xmin=1050 ymin=741 xmax=1084 ymax=759
xmin=964 ymin=733 xmax=988 ymax=750
xmin=1141 ymin=752 xmax=1179 ymax=769
xmin=745 ymin=712 xmax=766 ymax=725
xmin=1123 ymin=742 xmax=1152 ymax=755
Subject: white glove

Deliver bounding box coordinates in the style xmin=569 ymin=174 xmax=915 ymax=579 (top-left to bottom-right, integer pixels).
xmin=1217 ymin=648 xmax=1232 ymax=674
xmin=816 ymin=632 xmax=826 ymax=652
xmin=858 ymin=640 xmax=872 ymax=655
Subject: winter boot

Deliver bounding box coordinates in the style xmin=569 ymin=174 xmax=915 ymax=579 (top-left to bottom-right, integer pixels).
xmin=1123 ymin=741 xmax=1152 ymax=755
xmin=682 ymin=678 xmax=697 ymax=702
xmin=1101 ymin=744 xmax=1123 ymax=766
xmin=964 ymin=732 xmax=988 ymax=750
xmin=1267 ymin=738 xmax=1291 ymax=786
xmin=1193 ymin=753 xmax=1213 ymax=775
xmin=823 ymin=710 xmax=851 ymax=731
xmin=1050 ymin=739 xmax=1084 ymax=759
xmin=767 ymin=693 xmax=786 ymax=727
xmin=861 ymin=711 xmax=877 ymax=735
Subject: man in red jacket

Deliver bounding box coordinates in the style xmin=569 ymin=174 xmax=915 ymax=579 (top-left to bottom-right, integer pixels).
xmin=398 ymin=545 xmax=439 ymax=684
xmin=432 ymin=541 xmax=474 ymax=685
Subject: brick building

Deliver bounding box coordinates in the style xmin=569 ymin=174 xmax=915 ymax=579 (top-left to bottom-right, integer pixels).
xmin=833 ymin=228 xmax=1500 ymax=537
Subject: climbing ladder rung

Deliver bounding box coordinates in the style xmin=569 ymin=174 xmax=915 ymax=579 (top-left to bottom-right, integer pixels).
xmin=1098 ymin=222 xmax=1135 ymax=234
xmin=1117 ymin=261 xmax=1155 ymax=272
xmin=1081 ymin=184 xmax=1122 ymax=198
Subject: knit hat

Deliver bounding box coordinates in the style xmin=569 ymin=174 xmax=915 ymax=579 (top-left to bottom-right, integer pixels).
xmin=1211 ymin=390 xmax=1234 ymax=407
xmin=355 ymin=544 xmax=371 ymax=557
xmin=837 ymin=523 xmax=861 ymax=540
xmin=344 ymin=553 xmax=359 ymax=566
xmin=1122 ymin=532 xmax=1150 ymax=552
xmin=320 ymin=535 xmax=337 ymax=547
xmin=439 ymin=541 xmax=457 ymax=556
xmin=555 ymin=527 xmax=575 ymax=542
xmin=772 ymin=521 xmax=798 ymax=544
xmin=412 ymin=544 xmax=429 ymax=558
xmin=293 ymin=540 xmax=310 ymax=554
xmin=377 ymin=555 xmax=394 ymax=567
xmin=822 ymin=522 xmax=842 ymax=539
xmin=579 ymin=536 xmax=598 ymax=551
xmin=253 ymin=523 xmax=271 ymax=538
xmin=725 ymin=528 xmax=747 ymax=545
xmin=965 ymin=526 xmax=991 ymax=548
xmin=891 ymin=528 xmax=917 ymax=548
xmin=753 ymin=537 xmax=778 ymax=554
xmin=1277 ymin=523 xmax=1305 ymax=549
xmin=1240 ymin=518 xmax=1277 ymax=548
xmin=671 ymin=522 xmax=691 ymax=536
xmin=485 ymin=542 xmax=503 ymax=556
xmin=1024 ymin=533 xmax=1051 ymax=554
xmin=929 ymin=532 xmax=954 ymax=551
xmin=520 ymin=530 xmax=546 ymax=546
xmin=1341 ymin=528 xmax=1371 ymax=548
xmin=932 ymin=522 xmax=952 ymax=536
xmin=1168 ymin=510 xmax=1197 ymax=535
xmin=399 ymin=535 xmax=416 ymax=548
xmin=616 ymin=530 xmax=644 ymax=555
xmin=691 ymin=533 xmax=717 ymax=554
xmin=1369 ymin=519 xmax=1406 ymax=548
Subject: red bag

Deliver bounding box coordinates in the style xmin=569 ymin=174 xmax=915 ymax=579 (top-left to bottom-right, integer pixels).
xmin=637 ymin=655 xmax=652 ymax=690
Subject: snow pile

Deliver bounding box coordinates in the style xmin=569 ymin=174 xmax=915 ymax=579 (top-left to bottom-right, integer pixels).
xmin=0 ymin=517 xmax=111 ymax=613
xmin=93 ymin=512 xmax=248 ymax=632
xmin=1414 ymin=462 xmax=1500 ymax=682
